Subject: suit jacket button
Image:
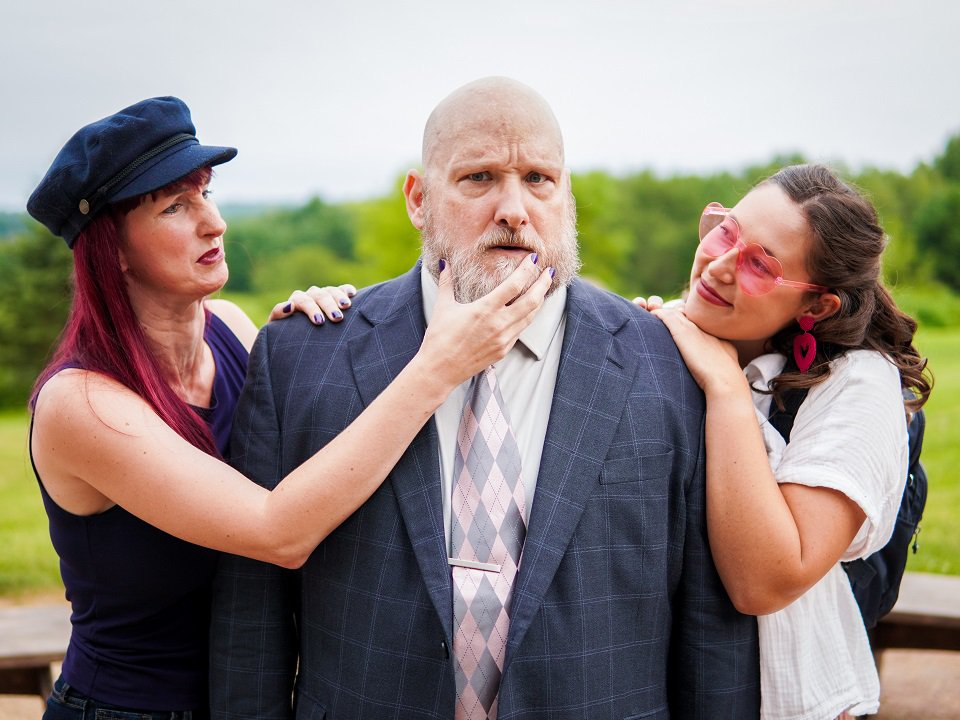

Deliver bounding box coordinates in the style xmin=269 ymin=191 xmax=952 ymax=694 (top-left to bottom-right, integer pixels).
xmin=441 ymin=639 xmax=449 ymax=658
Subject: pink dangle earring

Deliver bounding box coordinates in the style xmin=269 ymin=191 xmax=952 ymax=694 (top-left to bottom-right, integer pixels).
xmin=793 ymin=316 xmax=816 ymax=373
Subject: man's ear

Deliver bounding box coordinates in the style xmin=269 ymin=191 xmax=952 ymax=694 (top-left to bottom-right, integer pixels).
xmin=803 ymin=292 xmax=842 ymax=323
xmin=403 ymin=170 xmax=425 ymax=230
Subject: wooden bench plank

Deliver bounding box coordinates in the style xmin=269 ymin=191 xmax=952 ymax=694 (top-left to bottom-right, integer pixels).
xmin=0 ymin=604 xmax=70 ymax=697
xmin=887 ymin=571 xmax=960 ymax=622
xmin=0 ymin=572 xmax=957 ymax=698
xmin=873 ymin=571 xmax=960 ymax=652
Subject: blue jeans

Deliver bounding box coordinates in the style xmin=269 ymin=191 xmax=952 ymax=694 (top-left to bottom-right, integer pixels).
xmin=44 ymin=676 xmax=208 ymax=720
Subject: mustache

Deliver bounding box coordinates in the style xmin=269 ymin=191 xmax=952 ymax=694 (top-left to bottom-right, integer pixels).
xmin=477 ymin=226 xmax=544 ymax=253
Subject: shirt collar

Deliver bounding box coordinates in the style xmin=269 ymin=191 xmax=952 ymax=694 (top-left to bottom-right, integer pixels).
xmin=419 ymin=264 xmax=566 ymax=361
xmin=743 ymin=351 xmax=788 ymax=419
xmin=744 ymin=352 xmax=788 ymax=392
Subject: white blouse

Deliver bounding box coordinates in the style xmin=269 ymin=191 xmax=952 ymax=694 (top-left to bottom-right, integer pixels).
xmin=746 ymin=350 xmax=909 ymax=720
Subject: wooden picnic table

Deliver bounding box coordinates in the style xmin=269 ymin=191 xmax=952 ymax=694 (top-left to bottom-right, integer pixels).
xmin=0 ymin=572 xmax=958 ymax=698
xmin=871 ymin=571 xmax=960 ymax=654
xmin=0 ymin=603 xmax=70 ymax=697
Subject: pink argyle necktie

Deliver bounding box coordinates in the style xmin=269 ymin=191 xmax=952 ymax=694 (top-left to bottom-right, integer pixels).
xmin=449 ymin=366 xmax=527 ymax=720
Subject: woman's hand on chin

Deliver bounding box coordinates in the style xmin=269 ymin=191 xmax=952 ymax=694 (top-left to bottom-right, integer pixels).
xmin=418 ymin=254 xmax=553 ymax=390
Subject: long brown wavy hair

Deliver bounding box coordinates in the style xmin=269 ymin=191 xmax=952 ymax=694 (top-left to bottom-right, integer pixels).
xmin=763 ymin=164 xmax=932 ymax=413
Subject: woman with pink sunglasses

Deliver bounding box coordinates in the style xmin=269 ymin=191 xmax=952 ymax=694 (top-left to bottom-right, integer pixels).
xmin=636 ymin=164 xmax=930 ymax=720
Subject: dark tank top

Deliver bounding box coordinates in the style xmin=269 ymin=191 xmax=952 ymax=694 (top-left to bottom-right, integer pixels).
xmin=31 ymin=312 xmax=248 ymax=710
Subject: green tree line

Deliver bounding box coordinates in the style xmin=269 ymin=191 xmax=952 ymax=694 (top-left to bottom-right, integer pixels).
xmin=2 ymin=138 xmax=960 ymax=407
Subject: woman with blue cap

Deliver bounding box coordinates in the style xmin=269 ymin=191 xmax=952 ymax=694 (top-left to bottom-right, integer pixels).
xmin=26 ymin=96 xmax=554 ymax=718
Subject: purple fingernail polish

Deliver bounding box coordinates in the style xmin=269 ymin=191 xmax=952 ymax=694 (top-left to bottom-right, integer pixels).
xmin=332 ymin=310 xmax=343 ymax=320
xmin=283 ymin=303 xmax=292 ymax=313
xmin=549 ymin=267 xmax=556 ymax=278
xmin=313 ymin=313 xmax=324 ymax=324
xmin=531 ymin=252 xmax=539 ymax=264
xmin=339 ymin=298 xmax=350 ymax=307
xmin=439 ymin=258 xmax=446 ymax=272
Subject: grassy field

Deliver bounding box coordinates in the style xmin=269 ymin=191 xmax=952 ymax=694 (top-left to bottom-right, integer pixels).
xmin=910 ymin=326 xmax=960 ymax=575
xmin=1 ymin=326 xmax=957 ymax=598
xmin=0 ymin=411 xmax=61 ymax=596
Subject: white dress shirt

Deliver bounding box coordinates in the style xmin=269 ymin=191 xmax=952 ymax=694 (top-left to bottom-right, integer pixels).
xmin=747 ymin=350 xmax=909 ymax=720
xmin=420 ymin=267 xmax=567 ymax=550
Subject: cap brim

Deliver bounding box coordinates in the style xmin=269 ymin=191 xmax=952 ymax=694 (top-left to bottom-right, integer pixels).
xmin=110 ymin=140 xmax=237 ymax=203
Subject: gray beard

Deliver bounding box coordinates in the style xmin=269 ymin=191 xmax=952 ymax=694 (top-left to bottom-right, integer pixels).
xmin=420 ymin=199 xmax=581 ymax=304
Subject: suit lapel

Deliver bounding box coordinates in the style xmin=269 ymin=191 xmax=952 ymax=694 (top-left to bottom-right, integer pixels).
xmin=349 ymin=264 xmax=454 ymax=639
xmin=505 ymin=280 xmax=639 ymax=666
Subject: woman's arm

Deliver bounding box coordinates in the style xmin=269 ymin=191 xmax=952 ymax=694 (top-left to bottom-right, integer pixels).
xmin=32 ymin=256 xmax=553 ymax=568
xmin=653 ymin=307 xmax=866 ymax=615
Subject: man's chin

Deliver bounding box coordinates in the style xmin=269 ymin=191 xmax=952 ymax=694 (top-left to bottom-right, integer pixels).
xmin=484 ymin=255 xmax=527 ymax=279
xmin=448 ymin=261 xmax=515 ymax=303
xmin=483 ymin=247 xmax=534 ymax=264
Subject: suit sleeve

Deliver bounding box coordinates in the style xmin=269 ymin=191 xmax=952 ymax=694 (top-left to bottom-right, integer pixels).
xmin=668 ymin=415 xmax=761 ymax=718
xmin=210 ymin=327 xmax=299 ymax=720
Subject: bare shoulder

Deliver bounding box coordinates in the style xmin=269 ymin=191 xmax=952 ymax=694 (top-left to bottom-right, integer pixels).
xmin=33 ymin=369 xmax=157 ymax=451
xmin=35 ymin=367 xmax=128 ymax=415
xmin=32 ymin=365 xmax=230 ymax=518
xmin=32 ymin=369 xmax=154 ymax=513
xmin=205 ymin=298 xmax=259 ymax=351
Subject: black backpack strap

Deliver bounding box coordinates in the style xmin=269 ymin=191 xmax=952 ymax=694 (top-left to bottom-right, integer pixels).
xmin=766 ymin=356 xmax=809 ymax=442
xmin=767 ymin=386 xmax=809 ymax=443
xmin=902 ymin=392 xmax=928 ymax=548
xmin=906 ymin=396 xmax=926 ymax=470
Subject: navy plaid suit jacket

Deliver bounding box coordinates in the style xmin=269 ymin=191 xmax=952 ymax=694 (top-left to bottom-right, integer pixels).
xmin=210 ymin=264 xmax=759 ymax=719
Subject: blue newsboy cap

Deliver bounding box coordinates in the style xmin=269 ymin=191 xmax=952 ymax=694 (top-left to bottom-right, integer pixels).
xmin=27 ymin=96 xmax=237 ymax=248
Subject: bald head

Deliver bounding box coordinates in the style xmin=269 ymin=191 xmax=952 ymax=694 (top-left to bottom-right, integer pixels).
xmin=403 ymin=77 xmax=578 ymax=302
xmin=421 ymin=77 xmax=564 ymax=172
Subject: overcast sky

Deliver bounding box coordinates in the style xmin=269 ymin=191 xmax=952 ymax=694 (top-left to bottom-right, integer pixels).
xmin=3 ymin=1 xmax=958 ymax=212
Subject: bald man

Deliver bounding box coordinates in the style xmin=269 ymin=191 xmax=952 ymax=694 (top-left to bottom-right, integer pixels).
xmin=211 ymin=78 xmax=760 ymax=719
